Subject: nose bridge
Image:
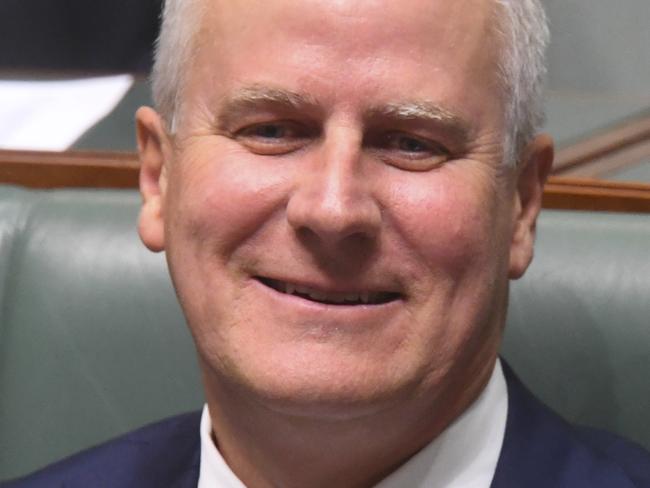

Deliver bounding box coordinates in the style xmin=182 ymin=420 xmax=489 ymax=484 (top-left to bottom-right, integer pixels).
xmin=287 ymin=125 xmax=381 ymax=243
xmin=316 ymin=127 xmax=364 ymax=211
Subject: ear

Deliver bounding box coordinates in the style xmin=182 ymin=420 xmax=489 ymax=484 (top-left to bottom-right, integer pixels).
xmin=136 ymin=106 xmax=171 ymax=252
xmin=508 ymin=134 xmax=554 ymax=279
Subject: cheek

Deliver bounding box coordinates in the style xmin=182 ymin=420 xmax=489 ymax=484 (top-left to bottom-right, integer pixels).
xmin=389 ymin=170 xmax=499 ymax=274
xmin=168 ymin=143 xmax=293 ymax=259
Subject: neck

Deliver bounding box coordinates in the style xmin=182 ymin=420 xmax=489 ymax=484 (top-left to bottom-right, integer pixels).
xmin=201 ymin=358 xmax=496 ymax=488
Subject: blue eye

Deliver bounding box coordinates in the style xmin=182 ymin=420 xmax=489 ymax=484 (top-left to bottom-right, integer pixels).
xmin=397 ymin=136 xmax=428 ymax=153
xmin=234 ymin=121 xmax=312 ymax=155
xmin=368 ymin=131 xmax=451 ymax=171
xmin=252 ymin=124 xmax=286 ymax=139
xmin=382 ymin=132 xmax=446 ymax=157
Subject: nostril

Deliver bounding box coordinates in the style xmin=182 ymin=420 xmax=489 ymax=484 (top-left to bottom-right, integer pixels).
xmin=295 ymin=226 xmax=318 ymax=241
xmin=293 ymin=225 xmax=378 ymax=258
xmin=289 ymin=212 xmax=381 ymax=246
xmin=286 ymin=174 xmax=381 ymax=244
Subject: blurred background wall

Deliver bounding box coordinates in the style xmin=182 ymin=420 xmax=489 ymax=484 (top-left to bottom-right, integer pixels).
xmin=0 ymin=0 xmax=647 ymax=155
xmin=0 ymin=0 xmax=162 ymax=73
xmin=543 ymin=0 xmax=650 ymax=146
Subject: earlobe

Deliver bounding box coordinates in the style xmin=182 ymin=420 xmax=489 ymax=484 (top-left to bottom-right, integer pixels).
xmin=508 ymin=134 xmax=554 ymax=279
xmin=136 ymin=106 xmax=170 ymax=252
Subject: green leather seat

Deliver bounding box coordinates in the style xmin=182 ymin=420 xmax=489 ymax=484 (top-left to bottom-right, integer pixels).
xmin=0 ymin=186 xmax=202 ymax=480
xmin=502 ymin=207 xmax=650 ymax=453
xmin=1 ymin=185 xmax=649 ymax=480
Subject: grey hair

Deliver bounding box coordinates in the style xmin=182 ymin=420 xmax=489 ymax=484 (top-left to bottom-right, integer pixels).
xmin=151 ymin=0 xmax=201 ymax=132
xmin=494 ymin=0 xmax=550 ymax=165
xmin=151 ymin=0 xmax=549 ymax=164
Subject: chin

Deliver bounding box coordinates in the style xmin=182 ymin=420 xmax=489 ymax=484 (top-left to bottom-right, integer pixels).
xmin=201 ymin=344 xmax=430 ymax=420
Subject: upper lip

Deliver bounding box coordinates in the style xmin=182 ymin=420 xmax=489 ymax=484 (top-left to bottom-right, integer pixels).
xmin=255 ymin=276 xmax=403 ymax=305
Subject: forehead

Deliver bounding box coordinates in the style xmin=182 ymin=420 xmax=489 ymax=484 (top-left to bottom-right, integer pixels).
xmin=198 ymin=0 xmax=500 ymax=64
xmin=202 ymin=0 xmax=497 ymax=31
xmin=184 ymin=0 xmax=503 ymax=125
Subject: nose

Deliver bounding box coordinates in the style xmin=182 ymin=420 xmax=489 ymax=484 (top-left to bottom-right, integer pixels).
xmin=286 ymin=132 xmax=381 ymax=248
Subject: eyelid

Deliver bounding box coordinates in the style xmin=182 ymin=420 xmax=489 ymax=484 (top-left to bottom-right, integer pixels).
xmin=232 ymin=120 xmax=315 ymax=155
xmin=368 ymin=131 xmax=450 ymax=156
xmin=387 ymin=132 xmax=448 ymax=152
xmin=367 ymin=131 xmax=451 ymax=171
xmin=235 ymin=120 xmax=303 ymax=136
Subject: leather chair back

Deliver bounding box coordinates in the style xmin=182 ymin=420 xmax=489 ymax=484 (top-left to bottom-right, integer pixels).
xmin=1 ymin=185 xmax=649 ymax=480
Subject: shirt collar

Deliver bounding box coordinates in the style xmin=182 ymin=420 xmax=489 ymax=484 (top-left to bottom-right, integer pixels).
xmin=198 ymin=405 xmax=247 ymax=488
xmin=198 ymin=359 xmax=507 ymax=488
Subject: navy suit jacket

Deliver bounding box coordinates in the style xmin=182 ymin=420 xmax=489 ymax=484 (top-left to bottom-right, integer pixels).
xmin=4 ymin=365 xmax=650 ymax=487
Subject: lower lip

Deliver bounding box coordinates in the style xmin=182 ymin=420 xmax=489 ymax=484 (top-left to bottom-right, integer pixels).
xmin=251 ymin=278 xmax=402 ymax=314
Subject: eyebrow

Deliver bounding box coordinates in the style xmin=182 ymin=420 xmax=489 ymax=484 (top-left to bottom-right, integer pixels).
xmin=217 ymin=85 xmax=320 ymax=126
xmin=367 ymin=101 xmax=472 ymax=141
xmin=217 ymin=86 xmax=472 ymax=141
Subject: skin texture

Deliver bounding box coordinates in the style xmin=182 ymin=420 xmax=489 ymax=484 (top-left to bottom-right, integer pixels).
xmin=136 ymin=0 xmax=553 ymax=486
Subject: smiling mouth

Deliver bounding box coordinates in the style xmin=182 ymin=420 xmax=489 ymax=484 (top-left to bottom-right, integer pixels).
xmin=256 ymin=277 xmax=401 ymax=306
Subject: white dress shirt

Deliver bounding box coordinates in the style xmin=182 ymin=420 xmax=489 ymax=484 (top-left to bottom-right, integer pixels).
xmin=198 ymin=359 xmax=508 ymax=488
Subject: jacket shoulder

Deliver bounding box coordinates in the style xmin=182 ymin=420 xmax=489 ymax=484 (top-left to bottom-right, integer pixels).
xmin=2 ymin=411 xmax=202 ymax=488
xmin=573 ymin=425 xmax=650 ymax=486
xmin=494 ymin=363 xmax=650 ymax=487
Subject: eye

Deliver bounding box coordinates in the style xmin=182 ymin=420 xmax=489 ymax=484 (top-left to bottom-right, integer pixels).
xmin=394 ymin=135 xmax=429 ymax=153
xmin=234 ymin=121 xmax=312 ymax=155
xmin=245 ymin=124 xmax=287 ymax=139
xmin=369 ymin=131 xmax=451 ymax=171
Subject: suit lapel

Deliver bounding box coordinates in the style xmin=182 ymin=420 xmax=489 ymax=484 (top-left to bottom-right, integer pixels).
xmin=491 ymin=362 xmax=637 ymax=488
xmin=169 ymin=445 xmax=200 ymax=488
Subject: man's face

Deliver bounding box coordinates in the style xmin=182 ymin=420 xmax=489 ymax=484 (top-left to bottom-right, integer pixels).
xmin=138 ymin=0 xmax=547 ymax=417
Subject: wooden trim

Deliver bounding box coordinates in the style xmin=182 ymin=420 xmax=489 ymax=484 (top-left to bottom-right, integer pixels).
xmin=0 ymin=149 xmax=139 ymax=189
xmin=554 ymin=113 xmax=650 ymax=174
xmin=554 ymin=139 xmax=650 ymax=179
xmin=544 ymin=177 xmax=650 ymax=213
xmin=0 ymin=69 xmax=149 ymax=81
xmin=2 ymin=150 xmax=650 ymax=213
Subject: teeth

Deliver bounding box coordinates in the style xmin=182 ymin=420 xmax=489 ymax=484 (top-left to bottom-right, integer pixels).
xmin=307 ymin=290 xmax=327 ymax=301
xmin=260 ymin=277 xmax=396 ymax=305
xmin=345 ymin=292 xmax=360 ymax=302
xmin=295 ymin=285 xmax=310 ymax=294
xmin=283 ymin=282 xmax=372 ymax=304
